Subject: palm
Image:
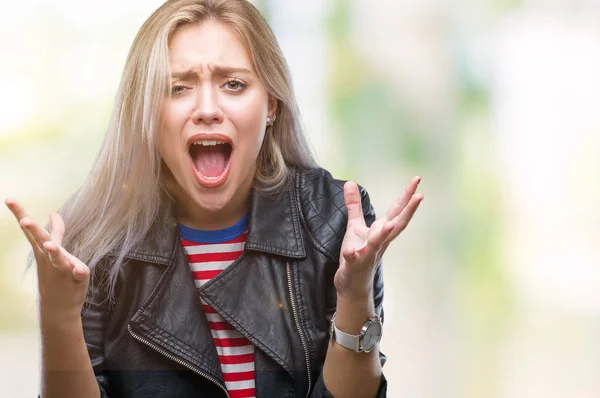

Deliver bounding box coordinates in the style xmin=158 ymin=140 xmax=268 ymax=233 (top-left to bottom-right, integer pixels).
xmin=334 ymin=177 xmax=423 ymax=298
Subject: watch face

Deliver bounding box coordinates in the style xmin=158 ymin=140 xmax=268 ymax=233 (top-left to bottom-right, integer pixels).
xmin=362 ymin=320 xmax=382 ymax=352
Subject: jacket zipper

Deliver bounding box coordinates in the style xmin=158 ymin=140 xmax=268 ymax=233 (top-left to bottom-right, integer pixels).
xmin=286 ymin=262 xmax=312 ymax=398
xmin=127 ymin=324 xmax=230 ymax=398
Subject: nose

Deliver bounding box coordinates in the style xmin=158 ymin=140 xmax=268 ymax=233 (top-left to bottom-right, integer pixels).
xmin=191 ymin=84 xmax=224 ymax=125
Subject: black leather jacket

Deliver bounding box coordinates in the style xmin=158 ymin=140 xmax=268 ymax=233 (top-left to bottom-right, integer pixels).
xmin=83 ymin=167 xmax=387 ymax=398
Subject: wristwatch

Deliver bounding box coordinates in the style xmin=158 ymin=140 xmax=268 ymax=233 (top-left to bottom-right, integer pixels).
xmin=329 ymin=312 xmax=383 ymax=353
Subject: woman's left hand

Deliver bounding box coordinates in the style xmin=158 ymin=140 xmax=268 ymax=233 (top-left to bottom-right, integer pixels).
xmin=335 ymin=176 xmax=423 ymax=300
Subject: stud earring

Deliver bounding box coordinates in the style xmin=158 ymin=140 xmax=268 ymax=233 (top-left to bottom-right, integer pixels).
xmin=267 ymin=114 xmax=277 ymax=126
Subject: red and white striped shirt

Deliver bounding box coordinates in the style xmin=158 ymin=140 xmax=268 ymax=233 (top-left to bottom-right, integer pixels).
xmin=179 ymin=217 xmax=255 ymax=398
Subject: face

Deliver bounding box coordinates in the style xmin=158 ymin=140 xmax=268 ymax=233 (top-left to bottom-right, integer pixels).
xmin=158 ymin=21 xmax=277 ymax=229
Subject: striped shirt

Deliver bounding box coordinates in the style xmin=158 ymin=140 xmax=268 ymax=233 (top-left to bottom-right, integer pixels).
xmin=179 ymin=214 xmax=255 ymax=398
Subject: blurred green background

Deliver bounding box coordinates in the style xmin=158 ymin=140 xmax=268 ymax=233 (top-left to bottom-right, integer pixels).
xmin=1 ymin=1 xmax=599 ymax=397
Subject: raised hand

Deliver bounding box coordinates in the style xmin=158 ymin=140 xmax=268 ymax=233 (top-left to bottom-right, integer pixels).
xmin=335 ymin=177 xmax=423 ymax=299
xmin=5 ymin=199 xmax=90 ymax=319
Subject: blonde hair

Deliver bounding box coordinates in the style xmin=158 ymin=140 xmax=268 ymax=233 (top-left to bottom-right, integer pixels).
xmin=32 ymin=0 xmax=317 ymax=299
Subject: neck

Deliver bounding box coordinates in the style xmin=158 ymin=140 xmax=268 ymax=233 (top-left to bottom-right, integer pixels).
xmin=176 ymin=189 xmax=251 ymax=231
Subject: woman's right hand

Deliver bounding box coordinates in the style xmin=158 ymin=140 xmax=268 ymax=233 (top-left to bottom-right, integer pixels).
xmin=5 ymin=198 xmax=90 ymax=320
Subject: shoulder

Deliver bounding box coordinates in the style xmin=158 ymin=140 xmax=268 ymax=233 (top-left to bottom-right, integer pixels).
xmin=292 ymin=167 xmax=376 ymax=258
xmin=294 ymin=167 xmax=375 ymax=222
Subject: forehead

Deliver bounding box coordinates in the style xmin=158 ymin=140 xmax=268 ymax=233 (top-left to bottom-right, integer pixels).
xmin=168 ymin=21 xmax=253 ymax=72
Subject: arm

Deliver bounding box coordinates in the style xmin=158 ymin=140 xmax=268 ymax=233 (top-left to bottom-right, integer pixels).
xmin=39 ymin=311 xmax=101 ymax=398
xmin=5 ymin=199 xmax=101 ymax=398
xmin=320 ymin=264 xmax=385 ymax=398
xmin=320 ymin=178 xmax=422 ymax=398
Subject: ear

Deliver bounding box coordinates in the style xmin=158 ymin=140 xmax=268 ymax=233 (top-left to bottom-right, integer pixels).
xmin=268 ymin=95 xmax=278 ymax=116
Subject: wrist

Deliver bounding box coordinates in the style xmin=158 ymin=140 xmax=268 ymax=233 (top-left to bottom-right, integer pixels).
xmin=334 ymin=269 xmax=374 ymax=301
xmin=336 ymin=287 xmax=373 ymax=302
xmin=39 ymin=305 xmax=83 ymax=329
xmin=334 ymin=294 xmax=376 ymax=335
xmin=336 ymin=290 xmax=373 ymax=307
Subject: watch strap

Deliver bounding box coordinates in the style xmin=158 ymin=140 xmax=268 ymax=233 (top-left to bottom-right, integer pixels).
xmin=332 ymin=321 xmax=361 ymax=351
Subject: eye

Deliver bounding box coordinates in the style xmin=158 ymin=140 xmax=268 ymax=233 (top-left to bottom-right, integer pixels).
xmin=223 ymin=79 xmax=247 ymax=92
xmin=171 ymin=84 xmax=188 ymax=95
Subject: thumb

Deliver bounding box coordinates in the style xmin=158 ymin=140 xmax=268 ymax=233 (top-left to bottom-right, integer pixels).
xmin=342 ymin=246 xmax=357 ymax=264
xmin=343 ymin=181 xmax=365 ymax=227
xmin=67 ymin=251 xmax=90 ymax=284
xmin=49 ymin=213 xmax=65 ymax=247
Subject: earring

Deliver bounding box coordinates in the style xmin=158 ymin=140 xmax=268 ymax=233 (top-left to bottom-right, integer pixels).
xmin=267 ymin=114 xmax=277 ymax=126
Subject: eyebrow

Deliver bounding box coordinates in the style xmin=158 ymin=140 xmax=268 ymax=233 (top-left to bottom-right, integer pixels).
xmin=171 ymin=65 xmax=253 ymax=80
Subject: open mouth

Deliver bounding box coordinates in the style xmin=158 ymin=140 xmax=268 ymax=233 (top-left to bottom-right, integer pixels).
xmin=187 ymin=135 xmax=233 ymax=187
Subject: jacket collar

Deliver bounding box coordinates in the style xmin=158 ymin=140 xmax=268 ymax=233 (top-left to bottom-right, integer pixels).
xmin=125 ymin=171 xmax=306 ymax=264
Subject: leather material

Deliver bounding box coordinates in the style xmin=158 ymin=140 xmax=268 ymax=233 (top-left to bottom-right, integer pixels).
xmin=81 ymin=167 xmax=387 ymax=397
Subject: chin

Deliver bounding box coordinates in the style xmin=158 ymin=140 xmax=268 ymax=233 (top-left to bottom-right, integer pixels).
xmin=190 ymin=185 xmax=234 ymax=213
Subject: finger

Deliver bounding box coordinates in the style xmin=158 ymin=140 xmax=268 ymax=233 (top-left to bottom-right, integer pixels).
xmin=21 ymin=223 xmax=45 ymax=257
xmin=68 ymin=253 xmax=90 ymax=283
xmin=386 ymin=176 xmax=421 ymax=221
xmin=5 ymin=198 xmax=32 ymax=224
xmin=20 ymin=217 xmax=52 ymax=251
xmin=387 ymin=193 xmax=424 ymax=239
xmin=49 ymin=213 xmax=65 ymax=247
xmin=344 ymin=181 xmax=366 ymax=227
xmin=42 ymin=241 xmax=74 ymax=273
xmin=357 ymin=220 xmax=394 ymax=255
xmin=376 ymin=196 xmax=423 ymax=263
xmin=72 ymin=266 xmax=89 ymax=283
xmin=6 ymin=199 xmax=42 ymax=253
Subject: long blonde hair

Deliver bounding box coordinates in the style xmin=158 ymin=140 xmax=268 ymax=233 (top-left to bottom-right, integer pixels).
xmin=34 ymin=0 xmax=317 ymax=299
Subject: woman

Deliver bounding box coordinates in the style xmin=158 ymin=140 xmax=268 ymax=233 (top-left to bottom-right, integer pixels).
xmin=5 ymin=0 xmax=423 ymax=397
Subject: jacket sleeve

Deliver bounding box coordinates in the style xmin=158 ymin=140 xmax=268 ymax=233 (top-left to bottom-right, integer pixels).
xmin=311 ymin=186 xmax=388 ymax=397
xmin=81 ymin=262 xmax=114 ymax=398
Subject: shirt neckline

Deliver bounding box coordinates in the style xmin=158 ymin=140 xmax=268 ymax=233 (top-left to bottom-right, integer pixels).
xmin=178 ymin=213 xmax=248 ymax=244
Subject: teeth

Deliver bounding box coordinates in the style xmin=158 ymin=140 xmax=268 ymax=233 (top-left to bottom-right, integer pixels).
xmin=192 ymin=140 xmax=227 ymax=146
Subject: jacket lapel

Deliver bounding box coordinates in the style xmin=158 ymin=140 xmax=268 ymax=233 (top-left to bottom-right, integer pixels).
xmin=199 ymin=254 xmax=306 ymax=378
xmin=125 ymin=201 xmax=223 ymax=382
